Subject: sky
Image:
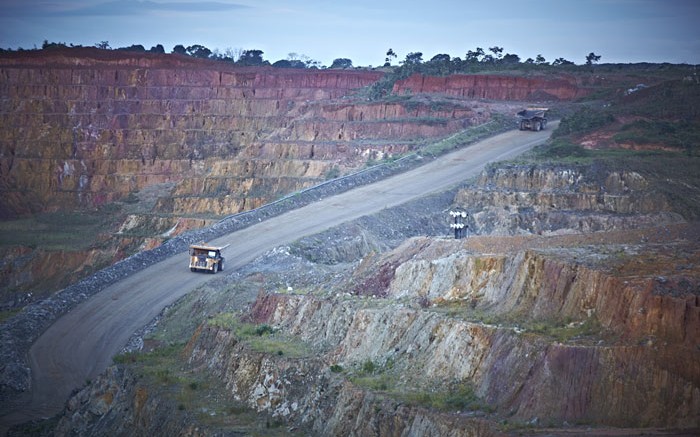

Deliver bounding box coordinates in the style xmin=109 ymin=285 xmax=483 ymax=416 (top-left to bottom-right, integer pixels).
xmin=1 ymin=0 xmax=699 ymax=67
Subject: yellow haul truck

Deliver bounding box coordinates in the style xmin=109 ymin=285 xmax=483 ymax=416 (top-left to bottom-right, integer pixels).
xmin=188 ymin=243 xmax=228 ymax=273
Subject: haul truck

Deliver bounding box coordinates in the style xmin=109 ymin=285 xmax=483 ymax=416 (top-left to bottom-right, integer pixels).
xmin=189 ymin=243 xmax=228 ymax=273
xmin=517 ymin=108 xmax=548 ymax=131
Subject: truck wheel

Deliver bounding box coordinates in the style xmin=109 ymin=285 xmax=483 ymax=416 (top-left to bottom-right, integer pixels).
xmin=190 ymin=268 xmax=196 ymax=272
xmin=534 ymin=121 xmax=541 ymax=131
xmin=219 ymin=261 xmax=224 ymax=272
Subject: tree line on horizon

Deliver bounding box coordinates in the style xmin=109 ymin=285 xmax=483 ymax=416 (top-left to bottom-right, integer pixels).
xmin=2 ymin=39 xmax=609 ymax=72
xmin=6 ymin=39 xmax=694 ymax=100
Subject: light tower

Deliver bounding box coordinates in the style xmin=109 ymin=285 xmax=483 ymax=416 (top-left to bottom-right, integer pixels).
xmin=449 ymin=210 xmax=468 ymax=239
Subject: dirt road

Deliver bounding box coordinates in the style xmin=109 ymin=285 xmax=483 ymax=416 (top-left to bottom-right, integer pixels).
xmin=1 ymin=124 xmax=555 ymax=429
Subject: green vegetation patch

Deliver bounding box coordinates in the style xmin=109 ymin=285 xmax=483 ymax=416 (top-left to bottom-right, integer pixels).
xmin=523 ymin=317 xmax=603 ymax=343
xmin=429 ymin=300 xmax=608 ymax=344
xmin=615 ymin=79 xmax=700 ymax=120
xmin=530 ymin=138 xmax=592 ymax=162
xmin=539 ymin=79 xmax=700 ymax=163
xmin=551 ymin=107 xmax=615 ymax=139
xmin=348 ymin=357 xmax=492 ymax=413
xmin=614 ymin=119 xmax=700 ymax=154
xmin=0 ymin=309 xmax=21 ymax=324
xmin=399 ymin=381 xmax=493 ymax=412
xmin=148 ymin=281 xmax=261 ymax=345
xmin=0 ymin=209 xmax=118 ymax=250
xmin=208 ymin=314 xmax=312 ymax=358
xmin=113 ymin=343 xmax=298 ymax=434
xmin=113 ymin=343 xmax=187 ymax=384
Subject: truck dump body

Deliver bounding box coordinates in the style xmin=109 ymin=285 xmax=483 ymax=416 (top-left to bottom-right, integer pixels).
xmin=188 ymin=243 xmax=228 ymax=273
xmin=517 ymin=108 xmax=548 ymax=131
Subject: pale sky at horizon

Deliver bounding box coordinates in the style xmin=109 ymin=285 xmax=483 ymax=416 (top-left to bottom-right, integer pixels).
xmin=1 ymin=0 xmax=699 ymax=67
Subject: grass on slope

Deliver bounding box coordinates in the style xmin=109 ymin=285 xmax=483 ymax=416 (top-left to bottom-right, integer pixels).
xmin=0 ymin=209 xmax=118 ymax=250
xmin=113 ymin=344 xmax=297 ymax=434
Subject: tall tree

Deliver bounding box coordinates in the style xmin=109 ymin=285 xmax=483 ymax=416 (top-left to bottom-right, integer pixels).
xmin=585 ymin=52 xmax=602 ymax=65
xmin=429 ymin=53 xmax=451 ymax=63
xmin=172 ymin=45 xmax=187 ymax=55
xmin=226 ymin=48 xmax=243 ymax=62
xmin=384 ymin=48 xmax=397 ymax=66
xmin=465 ymin=47 xmax=484 ymax=63
xmin=502 ymin=53 xmax=520 ymax=64
xmin=238 ymin=49 xmax=265 ymax=65
xmin=117 ymin=44 xmax=146 ymax=52
xmin=186 ymin=44 xmax=212 ymax=58
xmin=402 ymin=52 xmax=423 ymax=65
xmin=553 ymin=57 xmax=574 ymax=66
xmin=330 ymin=58 xmax=353 ymax=69
xmin=273 ymin=59 xmax=306 ymax=68
xmin=427 ymin=53 xmax=452 ymax=75
xmin=488 ymin=46 xmax=504 ymax=60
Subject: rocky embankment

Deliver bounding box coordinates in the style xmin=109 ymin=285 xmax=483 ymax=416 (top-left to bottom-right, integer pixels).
xmin=459 ymin=164 xmax=683 ymax=235
xmin=48 ymin=164 xmax=700 ymax=436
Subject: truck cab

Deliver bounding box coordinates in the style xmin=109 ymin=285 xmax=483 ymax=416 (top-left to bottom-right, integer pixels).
xmin=188 ymin=243 xmax=228 ymax=273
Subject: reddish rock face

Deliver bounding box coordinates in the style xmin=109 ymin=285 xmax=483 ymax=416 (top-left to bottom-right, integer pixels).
xmin=0 ymin=50 xmax=595 ymax=221
xmin=2 ymin=50 xmax=520 ymax=219
xmin=0 ymin=52 xmax=385 ymax=217
xmin=393 ymin=73 xmax=590 ymax=100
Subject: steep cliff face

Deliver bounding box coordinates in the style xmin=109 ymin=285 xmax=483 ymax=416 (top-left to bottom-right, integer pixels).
xmin=393 ymin=74 xmax=592 ymax=100
xmin=56 ymin=341 xmax=501 ymax=437
xmin=240 ymin=229 xmax=700 ymax=429
xmin=0 ymin=49 xmax=510 ymax=220
xmin=176 ymin=164 xmax=697 ymax=432
xmin=455 ymin=165 xmax=682 ymax=235
xmin=0 ymin=52 xmax=382 ymax=217
xmin=183 ymin=324 xmax=501 ymax=437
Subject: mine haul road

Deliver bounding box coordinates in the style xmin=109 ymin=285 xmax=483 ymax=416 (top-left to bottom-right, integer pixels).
xmin=2 ymin=123 xmax=555 ymax=429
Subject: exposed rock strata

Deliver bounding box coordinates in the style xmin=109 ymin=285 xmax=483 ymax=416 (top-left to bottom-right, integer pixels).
xmin=241 ymin=233 xmax=699 ymax=428
xmin=53 ymin=366 xmax=209 ymax=437
xmin=0 ymin=51 xmax=522 ymax=219
xmin=70 ymin=229 xmax=697 ymax=434
xmin=0 ymin=60 xmax=383 ymax=216
xmin=455 ymin=165 xmax=683 ymax=235
xmin=0 ymin=50 xmax=534 ymax=298
xmin=393 ymin=74 xmax=592 ymax=100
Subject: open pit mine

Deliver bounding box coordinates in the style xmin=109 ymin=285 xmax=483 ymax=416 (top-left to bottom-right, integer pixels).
xmin=1 ymin=48 xmax=698 ymax=436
